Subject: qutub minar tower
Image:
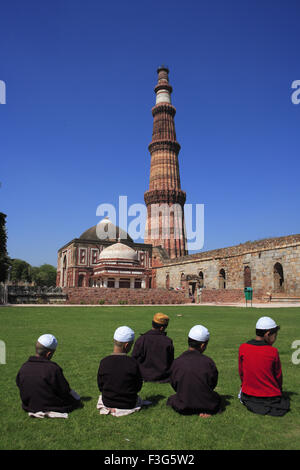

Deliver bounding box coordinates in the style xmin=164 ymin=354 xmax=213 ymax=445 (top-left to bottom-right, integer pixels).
xmin=144 ymin=65 xmax=188 ymax=259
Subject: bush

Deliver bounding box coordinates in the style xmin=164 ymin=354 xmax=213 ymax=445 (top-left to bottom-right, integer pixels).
xmin=98 ymin=299 xmax=105 ymax=305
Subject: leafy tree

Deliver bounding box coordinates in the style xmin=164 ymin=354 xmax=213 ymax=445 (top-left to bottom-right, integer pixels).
xmin=6 ymin=256 xmax=57 ymax=287
xmin=32 ymin=264 xmax=57 ymax=287
xmin=0 ymin=213 xmax=10 ymax=283
xmin=10 ymin=259 xmax=32 ymax=284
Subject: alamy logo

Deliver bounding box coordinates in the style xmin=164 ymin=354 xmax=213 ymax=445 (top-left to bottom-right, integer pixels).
xmin=291 ymin=340 xmax=300 ymax=365
xmin=96 ymin=196 xmax=204 ymax=251
xmin=291 ymin=80 xmax=300 ymax=105
xmin=0 ymin=80 xmax=6 ymax=104
xmin=0 ymin=340 xmax=6 ymax=364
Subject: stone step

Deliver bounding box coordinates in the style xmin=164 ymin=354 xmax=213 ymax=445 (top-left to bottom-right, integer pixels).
xmin=270 ymin=297 xmax=300 ymax=303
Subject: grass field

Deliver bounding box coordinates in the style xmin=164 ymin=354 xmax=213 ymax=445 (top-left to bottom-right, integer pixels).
xmin=0 ymin=305 xmax=299 ymax=451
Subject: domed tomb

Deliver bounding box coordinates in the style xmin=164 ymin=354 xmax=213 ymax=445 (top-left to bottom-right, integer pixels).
xmin=91 ymin=241 xmax=146 ymax=289
xmin=79 ymin=217 xmax=133 ymax=242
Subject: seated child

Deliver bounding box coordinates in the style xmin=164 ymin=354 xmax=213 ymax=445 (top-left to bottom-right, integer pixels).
xmin=238 ymin=316 xmax=290 ymax=416
xmin=16 ymin=334 xmax=82 ymax=417
xmin=97 ymin=326 xmax=151 ymax=417
xmin=131 ymin=313 xmax=174 ymax=383
xmin=167 ymin=325 xmax=221 ymax=417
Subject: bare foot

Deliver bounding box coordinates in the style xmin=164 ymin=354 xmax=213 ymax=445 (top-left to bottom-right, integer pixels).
xmin=199 ymin=413 xmax=211 ymax=418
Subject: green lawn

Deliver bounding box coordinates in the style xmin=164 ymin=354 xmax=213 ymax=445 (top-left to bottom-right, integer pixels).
xmin=0 ymin=305 xmax=299 ymax=450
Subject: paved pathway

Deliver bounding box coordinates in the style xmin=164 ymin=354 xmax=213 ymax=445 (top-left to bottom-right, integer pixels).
xmin=2 ymin=302 xmax=300 ymax=308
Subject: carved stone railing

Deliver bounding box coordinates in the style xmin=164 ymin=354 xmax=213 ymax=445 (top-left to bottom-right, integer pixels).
xmin=6 ymin=286 xmax=67 ymax=304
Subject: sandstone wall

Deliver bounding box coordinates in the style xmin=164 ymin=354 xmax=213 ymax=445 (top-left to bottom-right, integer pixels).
xmin=64 ymin=287 xmax=188 ymax=305
xmin=154 ymin=235 xmax=300 ymax=296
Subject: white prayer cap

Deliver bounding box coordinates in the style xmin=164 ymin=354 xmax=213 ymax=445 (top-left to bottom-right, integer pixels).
xmin=188 ymin=325 xmax=210 ymax=342
xmin=113 ymin=326 xmax=135 ymax=343
xmin=37 ymin=334 xmax=58 ymax=350
xmin=256 ymin=316 xmax=278 ymax=330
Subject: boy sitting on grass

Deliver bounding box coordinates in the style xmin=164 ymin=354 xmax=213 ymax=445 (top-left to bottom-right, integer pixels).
xmin=131 ymin=313 xmax=174 ymax=383
xmin=97 ymin=326 xmax=151 ymax=417
xmin=238 ymin=316 xmax=290 ymax=417
xmin=16 ymin=334 xmax=82 ymax=418
xmin=167 ymin=324 xmax=221 ymax=418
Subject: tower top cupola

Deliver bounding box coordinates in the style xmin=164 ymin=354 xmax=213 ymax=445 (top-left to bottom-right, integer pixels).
xmin=154 ymin=64 xmax=173 ymax=105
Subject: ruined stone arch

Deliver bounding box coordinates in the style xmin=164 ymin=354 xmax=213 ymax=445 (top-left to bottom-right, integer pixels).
xmin=166 ymin=273 xmax=170 ymax=289
xmin=180 ymin=272 xmax=185 ymax=288
xmin=219 ymin=269 xmax=226 ymax=289
xmin=274 ymin=263 xmax=284 ymax=292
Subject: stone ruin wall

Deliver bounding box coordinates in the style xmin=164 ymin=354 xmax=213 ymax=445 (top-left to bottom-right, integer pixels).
xmin=154 ymin=235 xmax=300 ymax=297
xmin=64 ymin=287 xmax=187 ymax=305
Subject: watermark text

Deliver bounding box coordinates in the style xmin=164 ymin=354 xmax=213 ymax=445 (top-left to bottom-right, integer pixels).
xmin=0 ymin=340 xmax=6 ymax=364
xmin=291 ymin=340 xmax=300 ymax=365
xmin=96 ymin=196 xmax=204 ymax=251
xmin=0 ymin=80 xmax=6 ymax=104
xmin=291 ymin=80 xmax=300 ymax=105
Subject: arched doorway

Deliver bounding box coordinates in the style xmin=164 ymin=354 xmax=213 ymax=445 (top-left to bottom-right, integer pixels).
xmin=62 ymin=255 xmax=67 ymax=287
xmin=244 ymin=266 xmax=252 ymax=287
xmin=180 ymin=273 xmax=185 ymax=289
xmin=274 ymin=263 xmax=284 ymax=292
xmin=199 ymin=271 xmax=204 ymax=288
xmin=219 ymin=269 xmax=226 ymax=289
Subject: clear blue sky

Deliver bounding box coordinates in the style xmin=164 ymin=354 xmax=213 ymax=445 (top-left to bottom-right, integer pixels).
xmin=1 ymin=0 xmax=299 ymax=267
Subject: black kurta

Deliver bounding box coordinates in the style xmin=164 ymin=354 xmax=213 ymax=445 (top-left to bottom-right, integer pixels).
xmin=131 ymin=329 xmax=174 ymax=382
xmin=16 ymin=356 xmax=80 ymax=413
xmin=167 ymin=349 xmax=221 ymax=415
xmin=97 ymin=354 xmax=143 ymax=409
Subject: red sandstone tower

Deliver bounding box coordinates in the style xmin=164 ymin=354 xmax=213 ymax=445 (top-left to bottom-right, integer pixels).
xmin=144 ymin=66 xmax=188 ymax=258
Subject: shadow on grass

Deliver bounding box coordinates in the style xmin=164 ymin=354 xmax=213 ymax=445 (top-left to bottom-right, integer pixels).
xmin=144 ymin=394 xmax=165 ymax=406
xmin=283 ymin=391 xmax=298 ymax=400
xmin=73 ymin=396 xmax=93 ymax=411
xmin=219 ymin=394 xmax=234 ymax=412
xmin=81 ymin=396 xmax=93 ymax=402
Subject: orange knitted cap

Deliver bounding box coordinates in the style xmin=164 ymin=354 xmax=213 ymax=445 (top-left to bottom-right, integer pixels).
xmin=153 ymin=313 xmax=169 ymax=325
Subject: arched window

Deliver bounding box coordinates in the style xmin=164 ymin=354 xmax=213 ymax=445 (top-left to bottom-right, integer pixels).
xmin=180 ymin=273 xmax=185 ymax=288
xmin=166 ymin=273 xmax=170 ymax=289
xmin=199 ymin=271 xmax=204 ymax=288
xmin=244 ymin=266 xmax=252 ymax=288
xmin=62 ymin=255 xmax=67 ymax=287
xmin=274 ymin=263 xmax=284 ymax=292
xmin=78 ymin=274 xmax=85 ymax=287
xmin=219 ymin=269 xmax=226 ymax=289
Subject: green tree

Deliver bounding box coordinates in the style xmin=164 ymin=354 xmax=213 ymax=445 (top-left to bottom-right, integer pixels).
xmin=10 ymin=259 xmax=32 ymax=284
xmin=32 ymin=264 xmax=57 ymax=287
xmin=0 ymin=213 xmax=10 ymax=283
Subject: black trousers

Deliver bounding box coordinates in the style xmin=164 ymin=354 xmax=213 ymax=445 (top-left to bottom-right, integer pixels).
xmin=241 ymin=392 xmax=290 ymax=417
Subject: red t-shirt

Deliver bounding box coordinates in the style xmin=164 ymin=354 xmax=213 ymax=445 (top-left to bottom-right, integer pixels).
xmin=239 ymin=340 xmax=282 ymax=397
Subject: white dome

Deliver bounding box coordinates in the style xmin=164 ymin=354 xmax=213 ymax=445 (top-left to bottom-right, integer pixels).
xmin=99 ymin=242 xmax=139 ymax=262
